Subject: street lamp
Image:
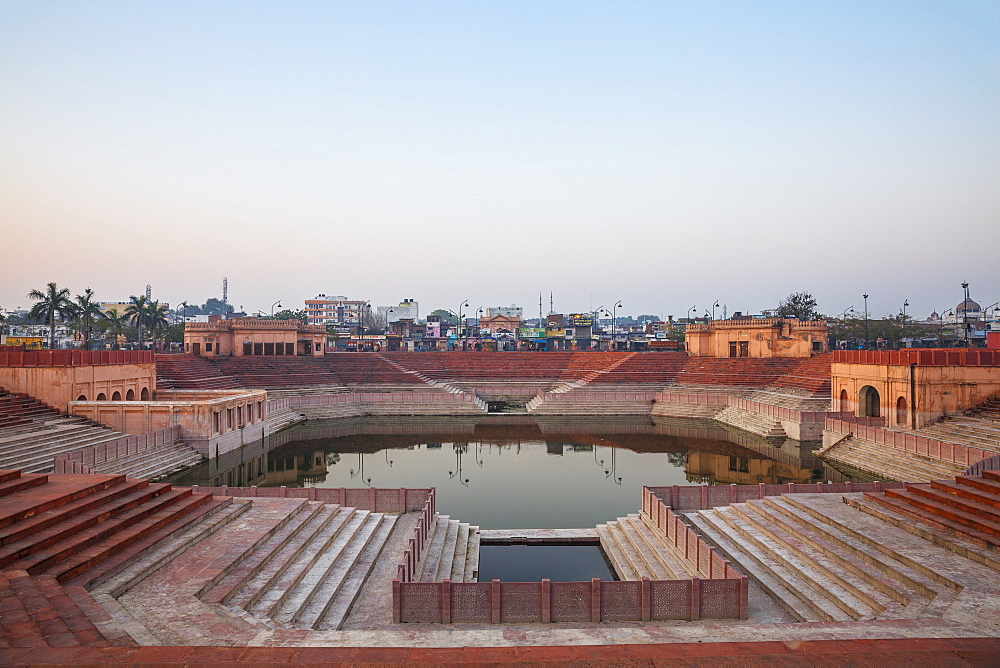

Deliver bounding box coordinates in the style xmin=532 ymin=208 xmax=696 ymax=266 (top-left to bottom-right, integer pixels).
xmin=271 ymin=301 xmax=282 ymax=317
xmin=613 ymin=300 xmax=622 ymax=351
xmin=457 ymin=299 xmax=469 ymax=350
xmin=862 ymin=294 xmax=869 ymax=348
xmin=961 ymin=282 xmax=970 ymax=347
xmin=712 ymin=300 xmax=720 ymax=321
xmin=687 ymin=305 xmax=697 ymax=323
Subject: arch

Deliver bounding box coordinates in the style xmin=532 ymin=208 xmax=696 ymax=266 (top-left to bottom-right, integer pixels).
xmin=141 ymin=387 xmax=150 ymax=401
xmin=126 ymin=389 xmax=135 ymax=401
xmin=77 ymin=395 xmax=87 ymax=402
xmin=896 ymin=396 xmax=907 ymax=426
xmin=111 ymin=391 xmax=122 ymax=401
xmin=858 ymin=385 xmax=881 ymax=418
xmin=839 ymin=389 xmax=849 ymax=413
xmin=96 ymin=393 xmax=107 ymax=401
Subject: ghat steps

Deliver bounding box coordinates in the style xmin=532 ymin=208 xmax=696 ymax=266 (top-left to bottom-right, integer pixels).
xmin=597 ymin=514 xmax=696 ymax=581
xmin=413 ymin=514 xmax=480 ymax=583
xmin=819 ymin=435 xmax=966 ymax=482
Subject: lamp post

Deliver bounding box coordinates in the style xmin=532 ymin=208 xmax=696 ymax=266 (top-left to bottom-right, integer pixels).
xmin=840 ymin=306 xmax=853 ymax=350
xmin=613 ymin=300 xmax=622 ymax=352
xmin=901 ymin=300 xmax=909 ymax=346
xmin=271 ymin=301 xmax=282 ymax=317
xmin=961 ymin=282 xmax=970 ymax=347
xmin=687 ymin=305 xmax=697 ymax=323
xmin=712 ymin=300 xmax=720 ymax=321
xmin=457 ymin=299 xmax=469 ymax=350
xmin=862 ymin=294 xmax=869 ymax=348
xmin=385 ymin=307 xmax=394 ymax=334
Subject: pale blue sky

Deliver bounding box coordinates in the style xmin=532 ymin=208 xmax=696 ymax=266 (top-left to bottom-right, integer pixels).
xmin=1 ymin=1 xmax=997 ymax=320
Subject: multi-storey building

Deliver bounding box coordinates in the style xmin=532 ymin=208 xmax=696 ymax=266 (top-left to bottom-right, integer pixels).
xmin=377 ymin=299 xmax=419 ymax=323
xmin=304 ymin=295 xmax=368 ymax=330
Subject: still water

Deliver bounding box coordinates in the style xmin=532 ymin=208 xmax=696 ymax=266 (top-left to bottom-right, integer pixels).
xmin=171 ymin=415 xmax=837 ymax=529
xmin=478 ymin=544 xmax=617 ymax=582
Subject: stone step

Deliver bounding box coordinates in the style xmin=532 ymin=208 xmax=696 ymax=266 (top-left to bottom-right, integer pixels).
xmin=46 ymin=492 xmax=215 ymax=582
xmin=710 ymin=505 xmax=873 ymax=620
xmin=0 ymin=472 xmax=48 ymax=499
xmin=760 ymin=496 xmax=940 ymax=617
xmin=4 ymin=570 xmax=80 ymax=647
xmin=820 ymin=437 xmax=963 ymax=482
xmin=737 ymin=500 xmax=906 ymax=618
xmin=983 ymin=470 xmax=1000 ymax=482
xmin=316 ymin=513 xmax=398 ymax=630
xmin=955 ymin=475 xmax=1000 ymax=496
xmin=633 ymin=514 xmax=700 ymax=579
xmin=904 ymin=483 xmax=1000 ymax=522
xmin=0 ymin=483 xmax=176 ymax=570
xmin=0 ymin=478 xmax=150 ymax=547
xmin=32 ymin=574 xmax=110 ymax=647
xmin=595 ymin=523 xmax=639 ymax=581
xmin=246 ymin=507 xmax=359 ymax=617
xmin=201 ymin=501 xmax=331 ymax=605
xmin=684 ymin=510 xmax=827 ymax=623
xmin=865 ymin=491 xmax=1000 ymax=548
xmin=280 ymin=512 xmax=384 ymax=628
xmin=464 ymin=526 xmax=480 ymax=582
xmin=416 ymin=515 xmax=450 ymax=582
xmin=73 ymin=496 xmax=246 ymax=593
xmin=450 ymin=523 xmax=471 ymax=582
xmin=435 ymin=520 xmax=461 ymax=582
xmin=617 ymin=515 xmax=673 ymax=580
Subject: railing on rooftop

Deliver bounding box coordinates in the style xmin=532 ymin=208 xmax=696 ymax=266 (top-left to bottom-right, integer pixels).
xmin=0 ymin=350 xmax=154 ymax=367
xmin=833 ymin=349 xmax=1000 ymax=366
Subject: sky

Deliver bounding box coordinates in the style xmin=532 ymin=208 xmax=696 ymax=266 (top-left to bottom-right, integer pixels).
xmin=1 ymin=1 xmax=998 ymax=321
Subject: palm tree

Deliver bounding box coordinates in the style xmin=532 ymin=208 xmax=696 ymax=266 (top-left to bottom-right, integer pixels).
xmin=100 ymin=308 xmax=130 ymax=350
xmin=27 ymin=282 xmax=77 ymax=349
xmin=72 ymin=288 xmax=105 ymax=350
xmin=144 ymin=300 xmax=169 ymax=349
xmin=124 ymin=295 xmax=148 ymax=348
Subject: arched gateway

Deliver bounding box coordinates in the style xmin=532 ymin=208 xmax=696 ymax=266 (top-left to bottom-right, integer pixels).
xmin=858 ymin=385 xmax=881 ymax=418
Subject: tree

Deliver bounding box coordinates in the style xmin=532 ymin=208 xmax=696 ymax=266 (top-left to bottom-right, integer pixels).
xmin=271 ymin=309 xmax=308 ymax=324
xmin=200 ymin=298 xmax=234 ymax=316
xmin=100 ymin=308 xmax=131 ymax=350
xmin=428 ymin=309 xmax=458 ymax=325
xmin=27 ymin=282 xmax=77 ymax=349
xmin=360 ymin=308 xmax=387 ymax=334
xmin=124 ymin=295 xmax=150 ymax=348
xmin=72 ymin=288 xmax=105 ymax=350
xmin=145 ymin=300 xmax=170 ymax=347
xmin=775 ymin=292 xmax=820 ymax=321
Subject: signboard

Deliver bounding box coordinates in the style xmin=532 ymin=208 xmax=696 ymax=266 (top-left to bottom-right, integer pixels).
xmin=570 ymin=314 xmax=593 ymax=327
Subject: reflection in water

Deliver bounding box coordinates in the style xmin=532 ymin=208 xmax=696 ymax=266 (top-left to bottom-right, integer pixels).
xmin=170 ymin=416 xmax=847 ymax=529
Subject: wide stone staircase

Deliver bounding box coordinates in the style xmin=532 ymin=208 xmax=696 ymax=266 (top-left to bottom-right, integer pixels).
xmin=412 ymin=514 xmax=480 ymax=583
xmin=154 ymin=353 xmax=244 ymax=390
xmin=818 ymin=435 xmax=966 ymax=482
xmin=916 ymin=396 xmax=1000 ymax=454
xmin=711 ymin=404 xmax=787 ymax=439
xmin=0 ymin=409 xmax=131 ymax=474
xmin=684 ymin=471 xmax=1000 ymax=633
xmin=86 ymin=440 xmax=204 ymax=482
xmin=597 ymin=514 xmax=696 ymax=580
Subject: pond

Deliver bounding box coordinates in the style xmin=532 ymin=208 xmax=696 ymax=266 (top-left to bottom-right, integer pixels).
xmin=169 ymin=415 xmax=845 ymax=529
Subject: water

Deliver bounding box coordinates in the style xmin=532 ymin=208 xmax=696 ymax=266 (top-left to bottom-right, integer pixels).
xmin=171 ymin=415 xmax=836 ymax=529
xmin=477 ymin=544 xmax=617 ymax=582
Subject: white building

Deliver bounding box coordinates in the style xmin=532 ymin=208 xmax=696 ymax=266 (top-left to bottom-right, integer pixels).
xmin=484 ymin=305 xmax=523 ymax=319
xmin=378 ymin=299 xmax=419 ymax=322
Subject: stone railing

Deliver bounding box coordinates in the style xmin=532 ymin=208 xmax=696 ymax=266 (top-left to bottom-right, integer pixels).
xmin=392 ymin=487 xmax=749 ymax=624
xmin=53 ymin=425 xmax=181 ymax=474
xmin=395 ymin=489 xmax=437 ymax=583
xmin=833 ymin=349 xmax=1000 ymax=367
xmin=646 ymin=480 xmax=906 ymax=512
xmin=0 ymin=350 xmax=154 ymax=367
xmin=824 ymin=417 xmax=991 ymax=468
xmin=189 ymin=484 xmax=432 ymax=513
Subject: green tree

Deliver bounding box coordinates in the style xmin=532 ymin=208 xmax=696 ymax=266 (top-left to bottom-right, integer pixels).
xmin=72 ymin=288 xmax=105 ymax=350
xmin=100 ymin=307 xmax=131 ymax=350
xmin=27 ymin=282 xmax=77 ymax=349
xmin=200 ymin=298 xmax=234 ymax=315
xmin=271 ymin=308 xmax=308 ymax=324
xmin=145 ymin=300 xmax=170 ymax=347
xmin=124 ymin=295 xmax=150 ymax=348
xmin=775 ymin=292 xmax=820 ymax=321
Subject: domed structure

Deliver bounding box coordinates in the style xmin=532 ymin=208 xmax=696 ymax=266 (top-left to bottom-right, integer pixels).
xmin=956 ymin=299 xmax=981 ymax=316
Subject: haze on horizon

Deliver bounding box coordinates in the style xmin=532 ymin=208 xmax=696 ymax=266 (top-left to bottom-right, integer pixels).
xmin=1 ymin=1 xmax=998 ymax=321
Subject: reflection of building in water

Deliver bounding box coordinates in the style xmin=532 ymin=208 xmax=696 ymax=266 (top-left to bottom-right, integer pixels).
xmin=264 ymin=450 xmax=329 ymax=486
xmin=683 ymin=450 xmax=819 ymax=485
xmin=546 ymin=444 xmax=565 ymax=456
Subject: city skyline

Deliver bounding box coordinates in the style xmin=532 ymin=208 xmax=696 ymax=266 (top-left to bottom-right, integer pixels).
xmin=2 ymin=2 xmax=998 ymax=318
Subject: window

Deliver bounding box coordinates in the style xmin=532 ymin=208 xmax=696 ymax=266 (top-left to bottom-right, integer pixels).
xmin=205 ymin=342 xmax=213 ymax=352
